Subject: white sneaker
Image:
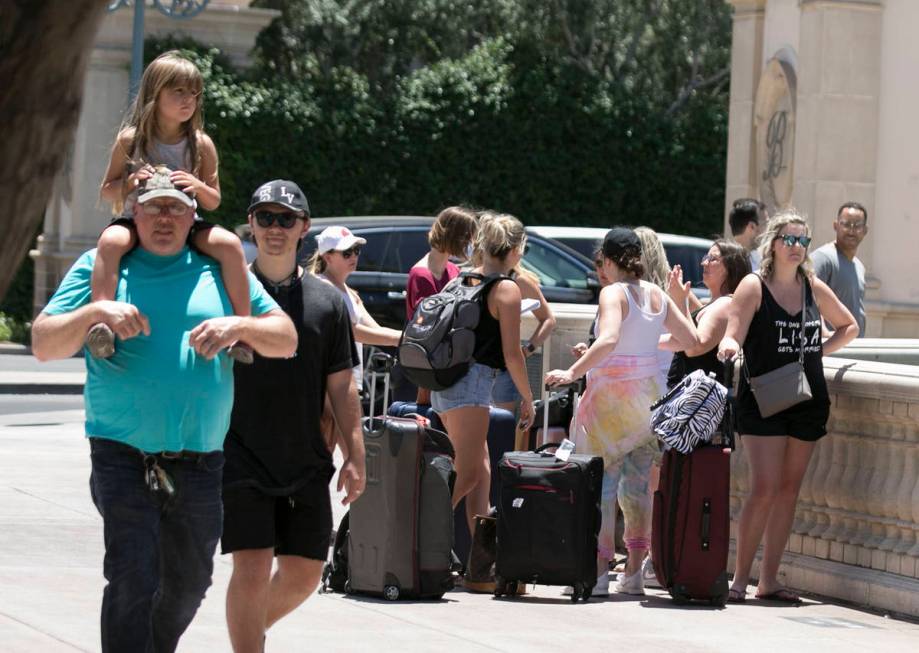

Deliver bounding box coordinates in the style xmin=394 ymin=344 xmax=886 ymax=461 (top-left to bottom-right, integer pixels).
xmin=562 ymin=572 xmax=610 ymax=597
xmin=641 ymin=557 xmax=661 ymax=589
xmin=592 ymin=572 xmax=610 ymax=596
xmin=615 ymin=568 xmax=645 ymax=595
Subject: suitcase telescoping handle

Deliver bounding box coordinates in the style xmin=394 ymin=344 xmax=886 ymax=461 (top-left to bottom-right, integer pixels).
xmin=721 ymin=360 xmax=737 ymax=452
xmin=541 ymin=380 xmax=584 ymax=436
xmin=367 ymin=352 xmax=395 ymax=429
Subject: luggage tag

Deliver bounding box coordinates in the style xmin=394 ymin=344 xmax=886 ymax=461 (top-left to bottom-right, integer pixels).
xmin=554 ymin=438 xmax=575 ymax=462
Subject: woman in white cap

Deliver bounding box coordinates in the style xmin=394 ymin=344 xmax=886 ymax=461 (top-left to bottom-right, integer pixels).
xmin=309 ymin=226 xmax=402 ymax=452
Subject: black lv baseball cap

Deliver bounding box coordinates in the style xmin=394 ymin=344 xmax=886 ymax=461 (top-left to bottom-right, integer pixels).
xmin=248 ymin=180 xmax=310 ymax=216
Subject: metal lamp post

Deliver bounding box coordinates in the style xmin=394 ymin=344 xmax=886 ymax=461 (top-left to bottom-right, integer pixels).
xmin=107 ymin=1 xmax=210 ymax=101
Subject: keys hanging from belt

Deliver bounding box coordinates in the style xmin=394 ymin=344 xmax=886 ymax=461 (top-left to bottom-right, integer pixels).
xmin=144 ymin=455 xmax=176 ymax=497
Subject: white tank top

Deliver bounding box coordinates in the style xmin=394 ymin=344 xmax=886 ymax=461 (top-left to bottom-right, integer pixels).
xmin=319 ymin=275 xmax=371 ymax=389
xmin=612 ymin=281 xmax=668 ymax=356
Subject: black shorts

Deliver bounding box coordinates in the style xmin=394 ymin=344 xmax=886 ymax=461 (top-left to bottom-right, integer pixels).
xmin=736 ymin=397 xmax=830 ymax=442
xmin=221 ymin=480 xmax=333 ymax=560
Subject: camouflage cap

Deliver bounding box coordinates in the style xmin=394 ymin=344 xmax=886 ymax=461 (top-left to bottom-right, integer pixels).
xmin=137 ymin=165 xmax=195 ymax=208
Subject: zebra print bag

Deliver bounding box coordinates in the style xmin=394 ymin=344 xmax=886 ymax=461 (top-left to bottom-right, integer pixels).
xmin=650 ymin=369 xmax=727 ymax=455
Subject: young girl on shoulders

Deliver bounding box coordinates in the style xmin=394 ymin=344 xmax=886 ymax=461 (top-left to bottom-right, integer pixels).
xmin=93 ymin=50 xmax=251 ymax=361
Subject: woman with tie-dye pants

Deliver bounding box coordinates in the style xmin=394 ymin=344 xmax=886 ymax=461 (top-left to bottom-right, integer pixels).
xmin=546 ymin=227 xmax=698 ymax=596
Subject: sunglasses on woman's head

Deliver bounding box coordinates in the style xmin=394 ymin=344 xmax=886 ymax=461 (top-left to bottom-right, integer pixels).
xmin=254 ymin=210 xmax=300 ymax=229
xmin=777 ymin=234 xmax=812 ymax=248
xmin=339 ymin=245 xmax=362 ymax=259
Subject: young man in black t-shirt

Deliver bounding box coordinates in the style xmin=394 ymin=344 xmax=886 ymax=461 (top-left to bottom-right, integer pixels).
xmin=221 ymin=180 xmax=365 ymax=653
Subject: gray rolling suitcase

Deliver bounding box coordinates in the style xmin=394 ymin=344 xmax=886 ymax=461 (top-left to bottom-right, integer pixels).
xmin=346 ymin=353 xmax=458 ymax=600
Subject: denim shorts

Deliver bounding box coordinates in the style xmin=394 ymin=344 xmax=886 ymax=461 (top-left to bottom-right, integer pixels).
xmin=491 ymin=369 xmax=521 ymax=404
xmin=431 ymin=362 xmax=501 ymax=414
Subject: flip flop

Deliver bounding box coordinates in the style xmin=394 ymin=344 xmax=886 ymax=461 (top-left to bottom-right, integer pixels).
xmin=755 ymin=588 xmax=801 ymax=604
xmin=727 ymin=587 xmax=746 ymax=603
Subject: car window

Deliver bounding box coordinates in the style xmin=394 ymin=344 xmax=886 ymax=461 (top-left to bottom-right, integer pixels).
xmin=382 ymin=230 xmax=430 ymax=273
xmin=352 ymin=231 xmax=389 ymax=272
xmin=521 ymin=239 xmax=590 ymax=289
xmin=664 ymin=245 xmax=706 ymax=287
xmin=555 ymin=236 xmax=601 ymax=261
xmin=297 ymin=227 xmax=390 ymax=272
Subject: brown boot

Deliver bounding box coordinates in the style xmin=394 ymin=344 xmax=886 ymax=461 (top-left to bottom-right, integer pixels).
xmin=464 ymin=513 xmax=497 ymax=593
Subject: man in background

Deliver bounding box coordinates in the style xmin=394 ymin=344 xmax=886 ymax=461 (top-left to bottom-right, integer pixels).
xmin=812 ymin=201 xmax=868 ymax=337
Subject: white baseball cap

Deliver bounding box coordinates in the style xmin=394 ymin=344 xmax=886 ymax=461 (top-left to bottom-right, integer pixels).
xmin=316 ymin=226 xmax=367 ymax=254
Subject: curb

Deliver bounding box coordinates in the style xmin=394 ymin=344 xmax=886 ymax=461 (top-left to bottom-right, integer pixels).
xmin=0 ymin=343 xmax=30 ymax=355
xmin=0 ymin=383 xmax=84 ymax=395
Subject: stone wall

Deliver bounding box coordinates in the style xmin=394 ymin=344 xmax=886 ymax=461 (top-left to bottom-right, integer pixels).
xmin=731 ymin=357 xmax=919 ymax=617
xmin=535 ymin=305 xmax=919 ymax=616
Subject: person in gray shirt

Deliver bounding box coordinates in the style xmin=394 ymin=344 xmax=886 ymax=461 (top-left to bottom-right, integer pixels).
xmin=811 ymin=202 xmax=868 ymax=337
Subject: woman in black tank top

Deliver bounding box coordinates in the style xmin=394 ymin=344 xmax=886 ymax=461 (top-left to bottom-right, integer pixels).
xmin=662 ymin=240 xmax=750 ymax=388
xmin=717 ymin=212 xmax=858 ymax=604
xmin=430 ymin=213 xmax=535 ymax=578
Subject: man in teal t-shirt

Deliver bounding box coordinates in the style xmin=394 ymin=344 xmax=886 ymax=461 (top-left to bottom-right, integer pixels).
xmin=31 ymin=167 xmax=297 ymax=653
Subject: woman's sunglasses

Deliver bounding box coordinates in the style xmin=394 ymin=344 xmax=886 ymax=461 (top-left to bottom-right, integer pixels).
xmin=338 ymin=245 xmax=362 ymax=259
xmin=776 ymin=234 xmax=812 ymax=248
xmin=254 ymin=211 xmax=300 ymax=229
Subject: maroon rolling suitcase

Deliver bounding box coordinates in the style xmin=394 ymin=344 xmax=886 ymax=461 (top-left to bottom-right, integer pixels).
xmin=651 ymin=362 xmax=735 ymax=606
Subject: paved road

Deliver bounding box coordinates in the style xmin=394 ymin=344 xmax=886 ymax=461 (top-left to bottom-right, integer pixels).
xmin=1 ymin=402 xmax=917 ymax=652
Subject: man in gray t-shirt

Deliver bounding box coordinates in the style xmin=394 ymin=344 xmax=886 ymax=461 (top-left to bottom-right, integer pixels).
xmin=811 ymin=202 xmax=868 ymax=337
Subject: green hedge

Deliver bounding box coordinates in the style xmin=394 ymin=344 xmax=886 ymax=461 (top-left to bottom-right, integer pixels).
xmin=146 ymin=36 xmax=727 ymax=238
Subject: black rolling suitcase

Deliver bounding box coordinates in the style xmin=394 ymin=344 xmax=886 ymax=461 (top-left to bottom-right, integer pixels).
xmin=333 ymin=354 xmax=458 ymax=600
xmin=494 ymin=442 xmax=603 ymax=601
xmin=651 ymin=361 xmax=736 ymax=605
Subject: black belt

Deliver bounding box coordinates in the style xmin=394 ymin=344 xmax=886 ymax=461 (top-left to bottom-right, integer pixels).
xmin=156 ymin=450 xmax=208 ymax=463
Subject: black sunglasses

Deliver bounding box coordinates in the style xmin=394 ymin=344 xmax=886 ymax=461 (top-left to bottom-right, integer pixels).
xmin=339 ymin=245 xmax=362 ymax=259
xmin=776 ymin=234 xmax=812 ymax=248
xmin=254 ymin=210 xmax=300 ymax=229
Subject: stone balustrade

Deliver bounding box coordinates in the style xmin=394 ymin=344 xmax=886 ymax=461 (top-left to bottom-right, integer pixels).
xmin=533 ymin=305 xmax=919 ymax=616
xmin=730 ymin=357 xmax=919 ymax=617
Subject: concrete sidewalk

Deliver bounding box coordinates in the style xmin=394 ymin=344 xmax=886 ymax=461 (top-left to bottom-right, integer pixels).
xmin=0 ymin=352 xmax=85 ymax=394
xmin=1 ymin=410 xmax=917 ymax=653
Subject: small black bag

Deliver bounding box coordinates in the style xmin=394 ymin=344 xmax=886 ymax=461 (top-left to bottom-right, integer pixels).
xmin=321 ymin=512 xmax=350 ymax=594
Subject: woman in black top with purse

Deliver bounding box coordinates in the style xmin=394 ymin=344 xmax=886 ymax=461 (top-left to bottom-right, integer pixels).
xmin=662 ymin=239 xmax=751 ymax=386
xmin=717 ymin=211 xmax=858 ymax=604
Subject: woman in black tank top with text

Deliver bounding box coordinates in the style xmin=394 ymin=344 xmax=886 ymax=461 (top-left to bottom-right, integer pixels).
xmin=718 ymin=212 xmax=858 ymax=604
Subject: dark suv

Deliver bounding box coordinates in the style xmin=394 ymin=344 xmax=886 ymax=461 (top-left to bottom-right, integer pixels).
xmin=295 ymin=217 xmax=599 ymax=329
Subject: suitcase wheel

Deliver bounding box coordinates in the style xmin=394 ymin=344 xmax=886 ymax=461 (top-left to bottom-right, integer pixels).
xmin=571 ymin=583 xmax=588 ymax=603
xmin=507 ymin=581 xmax=519 ymax=596
xmin=343 ymin=580 xmax=352 ymax=594
xmin=383 ymin=585 xmax=400 ymax=601
xmin=494 ymin=576 xmax=507 ymax=598
xmin=711 ymin=594 xmax=728 ymax=608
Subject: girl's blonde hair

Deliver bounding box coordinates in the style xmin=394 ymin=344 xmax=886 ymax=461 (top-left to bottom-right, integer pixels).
xmin=634 ymin=226 xmax=671 ymax=290
xmin=474 ymin=211 xmax=526 ymax=260
xmin=113 ymin=51 xmax=205 ymax=213
xmin=473 ymin=211 xmax=537 ymax=281
xmin=758 ymin=209 xmax=814 ymax=281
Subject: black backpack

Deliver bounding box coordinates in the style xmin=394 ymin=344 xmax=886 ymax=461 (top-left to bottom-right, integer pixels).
xmin=399 ymin=272 xmax=509 ymax=391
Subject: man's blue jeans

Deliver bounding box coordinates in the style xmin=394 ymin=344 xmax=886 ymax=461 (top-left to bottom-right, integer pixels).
xmin=89 ymin=437 xmax=224 ymax=653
